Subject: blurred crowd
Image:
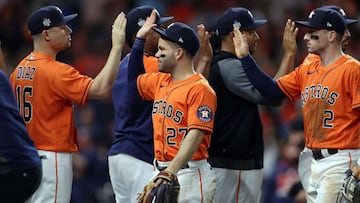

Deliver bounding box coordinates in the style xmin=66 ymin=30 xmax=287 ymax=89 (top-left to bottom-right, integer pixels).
xmin=1 ymin=0 xmax=359 ymax=202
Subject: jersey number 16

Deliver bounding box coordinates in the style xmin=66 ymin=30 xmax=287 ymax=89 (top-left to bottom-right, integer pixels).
xmin=15 ymin=86 xmax=33 ymax=123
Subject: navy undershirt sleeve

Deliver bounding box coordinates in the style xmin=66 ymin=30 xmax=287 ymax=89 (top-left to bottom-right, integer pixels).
xmin=240 ymin=55 xmax=286 ymax=101
xmin=128 ymin=38 xmax=146 ymax=88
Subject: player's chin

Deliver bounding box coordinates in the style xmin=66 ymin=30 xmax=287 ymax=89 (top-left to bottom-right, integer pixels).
xmin=249 ymin=44 xmax=256 ymax=54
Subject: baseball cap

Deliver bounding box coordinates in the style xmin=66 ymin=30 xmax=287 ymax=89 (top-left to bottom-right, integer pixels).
xmin=321 ymin=5 xmax=358 ymax=25
xmin=27 ymin=5 xmax=78 ymax=35
xmin=216 ymin=7 xmax=267 ymax=36
xmin=126 ymin=6 xmax=173 ymax=46
xmin=295 ymin=8 xmax=346 ymax=35
xmin=152 ymin=22 xmax=199 ymax=56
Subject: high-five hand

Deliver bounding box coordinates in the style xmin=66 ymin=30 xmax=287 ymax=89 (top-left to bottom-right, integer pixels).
xmin=112 ymin=12 xmax=127 ymax=49
xmin=136 ymin=9 xmax=157 ymax=39
xmin=282 ymin=19 xmax=298 ymax=55
xmin=233 ymin=27 xmax=249 ymax=58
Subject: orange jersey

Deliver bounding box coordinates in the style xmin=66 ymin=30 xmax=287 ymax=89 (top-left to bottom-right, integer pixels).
xmin=143 ymin=55 xmax=159 ymax=73
xmin=277 ymin=54 xmax=360 ymax=149
xmin=137 ymin=73 xmax=217 ymax=161
xmin=302 ymin=53 xmax=320 ymax=65
xmin=9 ymin=52 xmax=94 ymax=152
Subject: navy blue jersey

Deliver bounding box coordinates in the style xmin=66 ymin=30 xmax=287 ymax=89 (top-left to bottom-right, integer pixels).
xmin=0 ymin=70 xmax=41 ymax=170
xmin=108 ymin=49 xmax=154 ymax=164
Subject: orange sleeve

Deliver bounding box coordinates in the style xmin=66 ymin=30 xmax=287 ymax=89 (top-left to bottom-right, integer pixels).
xmin=346 ymin=59 xmax=360 ymax=109
xmin=276 ymin=68 xmax=302 ymax=102
xmin=187 ymin=81 xmax=217 ymax=133
xmin=52 ymin=63 xmax=93 ymax=106
xmin=137 ymin=72 xmax=167 ymax=101
xmin=143 ymin=55 xmax=158 ymax=73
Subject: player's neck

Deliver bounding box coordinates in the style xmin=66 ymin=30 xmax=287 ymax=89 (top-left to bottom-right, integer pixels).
xmin=171 ymin=62 xmax=196 ymax=82
xmin=33 ymin=43 xmax=57 ymax=59
xmin=320 ymin=48 xmax=344 ymax=67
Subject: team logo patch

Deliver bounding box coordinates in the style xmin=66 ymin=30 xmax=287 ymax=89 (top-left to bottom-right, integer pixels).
xmin=42 ymin=17 xmax=51 ymax=27
xmin=197 ymin=105 xmax=213 ymax=122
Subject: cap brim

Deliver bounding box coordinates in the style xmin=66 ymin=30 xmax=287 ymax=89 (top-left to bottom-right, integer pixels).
xmin=158 ymin=16 xmax=173 ymax=25
xmin=152 ymin=27 xmax=174 ymax=42
xmin=295 ymin=21 xmax=317 ymax=29
xmin=64 ymin=13 xmax=78 ymax=23
xmin=251 ymin=20 xmax=267 ymax=29
xmin=345 ymin=18 xmax=358 ymax=25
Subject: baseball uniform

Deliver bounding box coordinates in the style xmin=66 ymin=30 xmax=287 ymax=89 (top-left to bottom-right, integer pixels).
xmin=240 ymin=53 xmax=360 ymax=202
xmin=208 ymin=51 xmax=276 ymax=203
xmin=132 ymin=38 xmax=217 ymax=202
xmin=108 ymin=54 xmax=157 ymax=203
xmin=10 ymin=52 xmax=94 ymax=203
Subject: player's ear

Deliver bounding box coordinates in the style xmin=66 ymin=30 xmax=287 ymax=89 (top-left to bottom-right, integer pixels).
xmin=175 ymin=48 xmax=184 ymax=60
xmin=42 ymin=30 xmax=51 ymax=41
xmin=327 ymin=30 xmax=337 ymax=42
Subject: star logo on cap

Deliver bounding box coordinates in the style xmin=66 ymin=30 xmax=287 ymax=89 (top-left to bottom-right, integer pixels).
xmin=42 ymin=17 xmax=51 ymax=27
xmin=326 ymin=22 xmax=332 ymax=27
xmin=233 ymin=21 xmax=241 ymax=29
xmin=137 ymin=18 xmax=145 ymax=27
xmin=178 ymin=37 xmax=184 ymax=43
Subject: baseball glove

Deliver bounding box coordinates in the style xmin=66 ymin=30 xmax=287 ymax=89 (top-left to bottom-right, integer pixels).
xmin=336 ymin=169 xmax=360 ymax=203
xmin=137 ymin=171 xmax=180 ymax=203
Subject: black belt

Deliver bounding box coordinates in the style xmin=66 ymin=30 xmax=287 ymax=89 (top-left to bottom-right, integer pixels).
xmin=312 ymin=149 xmax=338 ymax=160
xmin=155 ymin=161 xmax=189 ymax=171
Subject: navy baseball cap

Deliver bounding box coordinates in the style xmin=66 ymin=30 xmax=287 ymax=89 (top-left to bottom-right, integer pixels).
xmin=126 ymin=6 xmax=173 ymax=46
xmin=320 ymin=5 xmax=358 ymax=25
xmin=295 ymin=8 xmax=346 ymax=35
xmin=152 ymin=22 xmax=199 ymax=56
xmin=27 ymin=5 xmax=78 ymax=35
xmin=216 ymin=7 xmax=267 ymax=36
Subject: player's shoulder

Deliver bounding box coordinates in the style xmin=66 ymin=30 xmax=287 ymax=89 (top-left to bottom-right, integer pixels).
xmin=25 ymin=52 xmax=73 ymax=71
xmin=218 ymin=57 xmax=241 ymax=69
xmin=302 ymin=53 xmax=320 ymax=65
xmin=143 ymin=55 xmax=158 ymax=73
xmin=343 ymin=54 xmax=360 ymax=66
xmin=192 ymin=74 xmax=216 ymax=95
xmin=339 ymin=55 xmax=360 ymax=74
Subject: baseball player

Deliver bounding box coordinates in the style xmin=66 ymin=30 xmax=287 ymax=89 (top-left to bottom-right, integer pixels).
xmin=9 ymin=6 xmax=126 ymax=203
xmin=207 ymin=7 xmax=297 ymax=203
xmin=108 ymin=6 xmax=213 ymax=203
xmin=297 ymin=5 xmax=359 ymax=194
xmin=234 ymin=8 xmax=360 ymax=203
xmin=128 ymin=10 xmax=217 ymax=202
xmin=0 ymin=45 xmax=42 ymax=203
xmin=107 ymin=6 xmax=173 ymax=203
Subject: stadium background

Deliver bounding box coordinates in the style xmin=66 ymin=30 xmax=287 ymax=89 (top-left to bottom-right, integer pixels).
xmin=1 ymin=0 xmax=359 ymax=202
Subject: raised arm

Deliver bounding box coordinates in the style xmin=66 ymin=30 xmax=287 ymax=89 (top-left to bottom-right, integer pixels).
xmin=274 ymin=19 xmax=298 ymax=79
xmin=88 ymin=12 xmax=126 ymax=99
xmin=194 ymin=24 xmax=212 ymax=79
xmin=233 ymin=27 xmax=285 ymax=101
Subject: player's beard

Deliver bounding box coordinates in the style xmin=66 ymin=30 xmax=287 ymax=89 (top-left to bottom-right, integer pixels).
xmin=249 ymin=43 xmax=256 ymax=55
xmin=158 ymin=56 xmax=175 ymax=73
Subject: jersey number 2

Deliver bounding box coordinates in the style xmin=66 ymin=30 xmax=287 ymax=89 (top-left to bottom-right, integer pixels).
xmin=323 ymin=110 xmax=334 ymax=128
xmin=15 ymin=86 xmax=33 ymax=123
